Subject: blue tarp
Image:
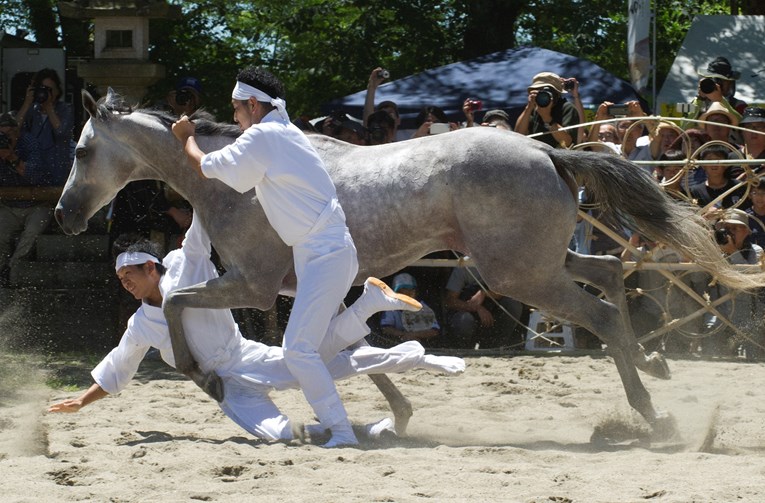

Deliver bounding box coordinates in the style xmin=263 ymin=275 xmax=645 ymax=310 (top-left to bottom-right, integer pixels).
xmin=324 ymin=46 xmax=641 ymax=128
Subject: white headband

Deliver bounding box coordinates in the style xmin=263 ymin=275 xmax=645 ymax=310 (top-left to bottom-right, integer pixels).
xmin=232 ymin=81 xmax=289 ymax=122
xmin=115 ymin=252 xmax=161 ymax=272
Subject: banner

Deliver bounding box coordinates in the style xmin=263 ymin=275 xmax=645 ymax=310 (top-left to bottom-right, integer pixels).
xmin=628 ymin=0 xmax=651 ymax=93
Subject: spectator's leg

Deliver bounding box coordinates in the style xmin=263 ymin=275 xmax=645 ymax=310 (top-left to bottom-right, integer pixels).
xmin=8 ymin=205 xmax=52 ymax=267
xmin=448 ymin=311 xmax=477 ymax=348
xmin=0 ymin=206 xmax=25 ymax=279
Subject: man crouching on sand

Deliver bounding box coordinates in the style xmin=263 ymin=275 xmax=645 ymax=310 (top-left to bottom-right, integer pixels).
xmin=49 ymin=214 xmax=465 ymax=445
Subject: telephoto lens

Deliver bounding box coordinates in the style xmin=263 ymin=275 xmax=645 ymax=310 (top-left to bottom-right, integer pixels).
xmin=535 ymin=90 xmax=553 ymax=107
xmin=699 ymin=78 xmax=717 ymax=94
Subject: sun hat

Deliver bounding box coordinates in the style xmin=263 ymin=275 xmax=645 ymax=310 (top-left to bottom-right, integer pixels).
xmin=699 ymin=102 xmax=739 ymax=127
xmin=527 ymin=72 xmax=565 ymax=94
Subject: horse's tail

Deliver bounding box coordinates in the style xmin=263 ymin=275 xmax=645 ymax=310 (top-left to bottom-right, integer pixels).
xmin=548 ymin=149 xmax=765 ymax=291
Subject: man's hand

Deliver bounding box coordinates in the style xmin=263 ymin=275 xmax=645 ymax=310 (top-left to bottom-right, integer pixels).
xmin=172 ymin=115 xmax=196 ymax=144
xmin=48 ymin=398 xmax=84 ymax=413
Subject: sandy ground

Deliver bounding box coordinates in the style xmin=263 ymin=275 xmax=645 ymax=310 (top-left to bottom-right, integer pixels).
xmin=1 ymin=350 xmax=765 ymax=503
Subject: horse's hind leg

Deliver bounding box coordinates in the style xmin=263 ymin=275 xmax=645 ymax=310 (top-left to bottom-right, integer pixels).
xmin=512 ymin=274 xmax=670 ymax=432
xmin=368 ymin=373 xmax=413 ymax=435
xmin=564 ymin=250 xmax=670 ymax=380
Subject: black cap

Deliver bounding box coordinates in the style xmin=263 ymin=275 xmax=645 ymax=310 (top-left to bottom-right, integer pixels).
xmin=741 ymin=107 xmax=765 ymax=125
xmin=699 ymin=56 xmax=740 ymax=80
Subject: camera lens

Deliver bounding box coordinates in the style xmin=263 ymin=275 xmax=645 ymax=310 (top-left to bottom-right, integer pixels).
xmin=535 ymin=90 xmax=553 ymax=108
xmin=714 ymin=228 xmax=730 ymax=245
xmin=175 ymin=90 xmax=191 ymax=105
xmin=378 ymin=69 xmax=390 ymax=79
xmin=33 ymin=86 xmax=49 ymax=104
xmin=700 ymin=78 xmax=717 ymax=94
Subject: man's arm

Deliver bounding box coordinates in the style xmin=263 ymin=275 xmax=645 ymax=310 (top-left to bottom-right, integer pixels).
xmin=48 ymin=383 xmax=109 ymax=413
xmin=172 ymin=116 xmax=206 ymax=177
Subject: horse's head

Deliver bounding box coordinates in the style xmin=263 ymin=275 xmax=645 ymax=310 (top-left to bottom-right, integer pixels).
xmin=55 ymin=89 xmax=172 ymax=234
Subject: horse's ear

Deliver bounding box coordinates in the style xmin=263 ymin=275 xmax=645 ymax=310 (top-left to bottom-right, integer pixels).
xmin=82 ymin=89 xmax=98 ymax=118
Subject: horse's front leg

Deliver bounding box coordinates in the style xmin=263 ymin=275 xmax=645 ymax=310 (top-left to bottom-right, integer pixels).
xmin=164 ymin=273 xmax=260 ymax=402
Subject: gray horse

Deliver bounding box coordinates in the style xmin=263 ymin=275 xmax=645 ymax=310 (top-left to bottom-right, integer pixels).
xmin=56 ymin=91 xmax=765 ymax=438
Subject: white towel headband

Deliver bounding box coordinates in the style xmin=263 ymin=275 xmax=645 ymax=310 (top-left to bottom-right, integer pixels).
xmin=232 ymin=81 xmax=289 ymax=122
xmin=115 ymin=252 xmax=161 ymax=272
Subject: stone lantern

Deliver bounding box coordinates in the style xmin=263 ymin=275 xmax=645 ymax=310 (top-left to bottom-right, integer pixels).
xmin=58 ymin=0 xmax=181 ymax=102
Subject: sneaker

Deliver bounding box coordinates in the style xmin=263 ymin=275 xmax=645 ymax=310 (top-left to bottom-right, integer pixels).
xmin=322 ymin=421 xmax=359 ymax=448
xmin=353 ymin=277 xmax=422 ymax=321
xmin=364 ymin=417 xmax=396 ymax=440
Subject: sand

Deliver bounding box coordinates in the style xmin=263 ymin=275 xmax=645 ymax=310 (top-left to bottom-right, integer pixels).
xmin=1 ymin=351 xmax=765 ymax=503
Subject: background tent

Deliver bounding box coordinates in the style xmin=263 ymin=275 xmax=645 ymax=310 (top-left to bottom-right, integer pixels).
xmin=656 ymin=15 xmax=765 ymax=115
xmin=323 ymin=46 xmax=641 ymax=129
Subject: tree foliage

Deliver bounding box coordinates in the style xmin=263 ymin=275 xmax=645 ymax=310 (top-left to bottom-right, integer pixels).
xmin=2 ymin=0 xmax=755 ymax=118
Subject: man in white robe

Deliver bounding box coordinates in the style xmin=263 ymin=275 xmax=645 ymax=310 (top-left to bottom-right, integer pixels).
xmin=171 ymin=66 xmax=378 ymax=447
xmin=48 ymin=215 xmax=465 ymax=443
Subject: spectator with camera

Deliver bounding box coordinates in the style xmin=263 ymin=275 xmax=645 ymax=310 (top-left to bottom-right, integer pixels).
xmin=366 ymin=110 xmax=396 ymax=145
xmin=411 ymin=105 xmax=457 ymax=139
xmin=363 ymin=67 xmax=403 ymax=141
xmin=745 ymin=180 xmax=765 ymax=249
xmin=514 ymin=72 xmax=579 ymax=148
xmin=586 ymin=101 xmax=636 ymax=154
xmin=704 ymin=209 xmax=764 ymax=356
xmin=167 ymin=76 xmax=203 ymax=118
xmin=0 ymin=112 xmax=53 ymax=286
xmin=15 ymin=68 xmax=74 ymax=186
xmin=687 ymin=57 xmax=746 ymax=124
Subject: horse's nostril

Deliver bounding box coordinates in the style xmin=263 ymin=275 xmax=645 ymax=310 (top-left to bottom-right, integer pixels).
xmin=54 ymin=207 xmax=64 ymax=225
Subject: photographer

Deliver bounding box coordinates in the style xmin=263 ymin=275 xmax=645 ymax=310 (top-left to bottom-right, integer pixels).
xmin=515 ymin=72 xmax=579 ymax=148
xmin=15 ymin=68 xmax=74 ymax=186
xmin=167 ymin=77 xmax=203 ymax=117
xmin=704 ymin=209 xmax=764 ymax=356
xmin=686 ymin=57 xmax=745 ymax=124
xmin=0 ymin=112 xmax=52 ymax=286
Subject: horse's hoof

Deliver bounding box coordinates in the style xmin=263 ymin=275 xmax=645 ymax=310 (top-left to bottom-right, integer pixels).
xmin=635 ymin=351 xmax=671 ymax=380
xmin=650 ymin=410 xmax=680 ymax=442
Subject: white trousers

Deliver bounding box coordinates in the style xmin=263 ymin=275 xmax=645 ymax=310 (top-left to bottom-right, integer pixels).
xmin=220 ymin=339 xmax=426 ymax=441
xmin=282 ymin=225 xmax=359 ymax=429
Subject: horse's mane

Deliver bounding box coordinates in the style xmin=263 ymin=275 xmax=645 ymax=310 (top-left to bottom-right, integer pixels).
xmin=96 ymin=91 xmax=241 ymax=138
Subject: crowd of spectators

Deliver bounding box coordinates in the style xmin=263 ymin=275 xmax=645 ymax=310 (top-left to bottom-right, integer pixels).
xmin=3 ymin=56 xmax=764 ymax=357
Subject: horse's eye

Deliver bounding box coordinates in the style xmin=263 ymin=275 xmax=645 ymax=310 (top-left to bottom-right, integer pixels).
xmin=75 ymin=148 xmax=87 ymax=159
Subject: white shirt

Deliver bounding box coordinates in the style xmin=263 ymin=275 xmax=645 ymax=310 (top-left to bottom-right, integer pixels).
xmin=91 ymin=217 xmax=284 ymax=395
xmin=200 ymin=111 xmax=340 ymax=246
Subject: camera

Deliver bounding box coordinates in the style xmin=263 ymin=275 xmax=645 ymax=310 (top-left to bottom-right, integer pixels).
xmin=369 ymin=126 xmax=387 ymax=143
xmin=33 ymin=86 xmax=49 ymax=104
xmin=429 ymin=122 xmax=450 ymax=135
xmin=535 ymin=90 xmax=553 ymax=107
xmin=0 ymin=132 xmax=10 ymax=150
xmin=714 ymin=228 xmax=731 ymax=245
xmin=467 ymin=98 xmax=483 ymax=112
xmin=699 ymin=77 xmax=717 ymax=94
xmin=175 ymin=89 xmax=193 ymax=106
xmin=563 ymin=79 xmax=575 ymax=91
xmin=377 ymin=69 xmax=390 ymax=79
xmin=607 ymin=104 xmax=629 ymax=117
